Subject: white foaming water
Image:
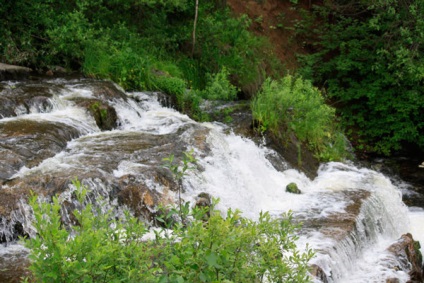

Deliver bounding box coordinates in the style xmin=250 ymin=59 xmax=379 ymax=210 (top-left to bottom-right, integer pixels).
xmin=182 ymin=127 xmax=313 ymax=219
xmin=180 ymin=123 xmax=412 ymax=282
xmin=114 ymin=92 xmax=194 ymax=134
xmin=0 ymin=84 xmax=100 ymax=134
xmin=1 ymin=81 xmax=421 ymax=282
xmin=409 ymin=207 xmax=424 ymax=255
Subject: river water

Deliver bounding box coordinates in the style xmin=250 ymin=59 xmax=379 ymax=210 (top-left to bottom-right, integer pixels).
xmin=0 ymin=77 xmax=423 ymax=282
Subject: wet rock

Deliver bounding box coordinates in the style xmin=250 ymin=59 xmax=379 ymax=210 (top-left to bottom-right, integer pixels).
xmin=0 ymin=63 xmax=32 ymax=81
xmin=204 ymin=101 xmax=255 ymax=138
xmin=387 ymin=233 xmax=423 ymax=282
xmin=195 ymin=192 xmax=212 ymax=220
xmin=0 ymin=81 xmax=63 ymax=118
xmin=299 ymin=190 xmax=371 ymax=239
xmin=0 ymin=149 xmax=24 ymax=181
xmin=265 ymin=131 xmax=320 ymax=179
xmin=309 ymin=264 xmax=329 ymax=283
xmin=0 ymin=186 xmax=34 ymax=243
xmin=0 ymin=77 xmax=214 ymax=281
xmin=0 ymin=120 xmax=82 ymax=180
xmin=88 ymin=80 xmax=128 ymax=101
xmin=0 ymin=97 xmax=18 ymax=118
xmin=117 ymin=175 xmax=162 ymax=221
xmin=299 ymin=188 xmax=424 ymax=282
xmin=286 ymin=182 xmax=301 ymax=194
xmin=297 ymin=190 xmax=372 ymax=281
xmin=196 ymin=192 xmax=212 ymax=208
xmin=45 ymin=66 xmax=67 ymax=76
xmin=71 ymin=98 xmax=118 ymax=131
xmin=0 ymin=122 xmax=212 ymax=240
xmin=156 ymin=92 xmax=178 ymax=109
xmin=0 ymin=77 xmax=218 ymax=279
xmin=0 ymin=245 xmax=31 ymax=283
xmin=29 ymin=96 xmax=53 ymax=113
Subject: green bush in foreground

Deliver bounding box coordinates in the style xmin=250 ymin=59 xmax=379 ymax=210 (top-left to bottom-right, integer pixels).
xmin=251 ymin=75 xmax=350 ymax=161
xmin=24 ymin=181 xmax=314 ymax=283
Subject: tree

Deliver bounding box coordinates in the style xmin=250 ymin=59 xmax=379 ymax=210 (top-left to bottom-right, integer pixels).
xmin=300 ymin=0 xmax=424 ymax=155
xmin=192 ymin=0 xmax=199 ymax=57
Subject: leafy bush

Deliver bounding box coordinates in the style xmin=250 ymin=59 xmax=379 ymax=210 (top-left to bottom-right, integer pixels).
xmin=298 ymin=0 xmax=424 ymax=155
xmin=47 ymin=10 xmax=98 ymax=67
xmin=252 ymin=75 xmax=350 ymax=161
xmin=0 ymin=0 xmax=58 ymax=66
xmin=25 ymin=181 xmax=314 ymax=282
xmin=202 ymin=67 xmax=238 ymax=101
xmin=154 ymin=76 xmax=186 ymax=101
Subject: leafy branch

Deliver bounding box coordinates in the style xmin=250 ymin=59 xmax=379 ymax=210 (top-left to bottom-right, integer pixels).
xmin=162 ymin=149 xmax=196 ymax=224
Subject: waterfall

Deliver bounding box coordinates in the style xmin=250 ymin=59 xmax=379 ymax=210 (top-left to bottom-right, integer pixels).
xmin=0 ymin=78 xmax=423 ymax=282
xmin=180 ymin=127 xmax=412 ymax=282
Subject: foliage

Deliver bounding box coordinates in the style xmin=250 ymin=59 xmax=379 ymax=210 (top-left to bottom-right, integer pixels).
xmin=84 ymin=36 xmax=156 ymax=91
xmin=154 ymin=76 xmax=187 ymax=101
xmin=163 ymin=150 xmax=196 ymax=223
xmin=298 ymin=0 xmax=424 ymax=155
xmin=202 ymin=67 xmax=238 ymax=101
xmin=191 ymin=11 xmax=278 ymax=95
xmin=47 ymin=10 xmax=98 ymax=67
xmin=1 ymin=0 xmax=279 ymax=107
xmin=25 ymin=180 xmax=314 ymax=283
xmin=251 ymin=75 xmax=350 ymax=161
xmin=0 ymin=0 xmax=56 ymax=66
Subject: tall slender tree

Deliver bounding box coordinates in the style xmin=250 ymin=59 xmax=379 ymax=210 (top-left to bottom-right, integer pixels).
xmin=191 ymin=0 xmax=199 ymax=57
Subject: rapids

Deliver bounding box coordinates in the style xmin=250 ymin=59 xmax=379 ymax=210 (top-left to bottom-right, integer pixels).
xmin=0 ymin=77 xmax=423 ymax=282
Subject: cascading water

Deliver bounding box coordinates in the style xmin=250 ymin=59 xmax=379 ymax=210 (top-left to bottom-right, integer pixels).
xmin=0 ymin=77 xmax=423 ymax=282
xmin=181 ymin=127 xmax=413 ymax=282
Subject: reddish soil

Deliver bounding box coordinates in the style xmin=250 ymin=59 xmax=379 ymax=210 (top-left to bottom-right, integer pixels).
xmin=227 ymin=0 xmax=314 ymax=71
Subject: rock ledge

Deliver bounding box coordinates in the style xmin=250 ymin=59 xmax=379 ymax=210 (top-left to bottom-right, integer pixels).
xmin=0 ymin=63 xmax=32 ymax=81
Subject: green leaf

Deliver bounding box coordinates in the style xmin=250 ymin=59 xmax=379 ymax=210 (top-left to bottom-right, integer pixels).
xmin=206 ymin=252 xmax=220 ymax=268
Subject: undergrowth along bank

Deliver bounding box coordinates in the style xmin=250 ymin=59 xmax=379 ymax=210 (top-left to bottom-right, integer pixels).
xmin=24 ymin=180 xmax=314 ymax=283
xmin=251 ymin=75 xmax=351 ymax=162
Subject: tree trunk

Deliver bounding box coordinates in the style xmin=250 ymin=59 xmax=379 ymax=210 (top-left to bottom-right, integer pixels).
xmin=191 ymin=0 xmax=199 ymax=58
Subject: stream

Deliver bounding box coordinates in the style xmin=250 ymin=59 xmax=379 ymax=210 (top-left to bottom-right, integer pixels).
xmin=0 ymin=77 xmax=423 ymax=282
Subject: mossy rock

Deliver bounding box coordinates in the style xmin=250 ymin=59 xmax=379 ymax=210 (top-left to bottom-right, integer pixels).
xmin=286 ymin=182 xmax=301 ymax=194
xmin=71 ymin=98 xmax=118 ymax=131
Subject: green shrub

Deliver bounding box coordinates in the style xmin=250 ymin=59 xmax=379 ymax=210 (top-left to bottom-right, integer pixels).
xmin=83 ymin=35 xmax=156 ymax=91
xmin=154 ymin=76 xmax=186 ymax=101
xmin=178 ymin=58 xmax=205 ymax=90
xmin=202 ymin=67 xmax=238 ymax=101
xmin=25 ymin=181 xmax=314 ymax=282
xmin=47 ymin=10 xmax=98 ymax=67
xmin=252 ymin=75 xmax=350 ymax=161
xmin=153 ymin=76 xmax=209 ymax=121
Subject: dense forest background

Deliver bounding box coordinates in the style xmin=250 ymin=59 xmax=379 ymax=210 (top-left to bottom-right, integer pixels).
xmin=1 ymin=0 xmax=423 ymax=160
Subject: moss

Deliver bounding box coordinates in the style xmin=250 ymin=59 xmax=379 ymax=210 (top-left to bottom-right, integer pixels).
xmin=286 ymin=182 xmax=301 ymax=194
